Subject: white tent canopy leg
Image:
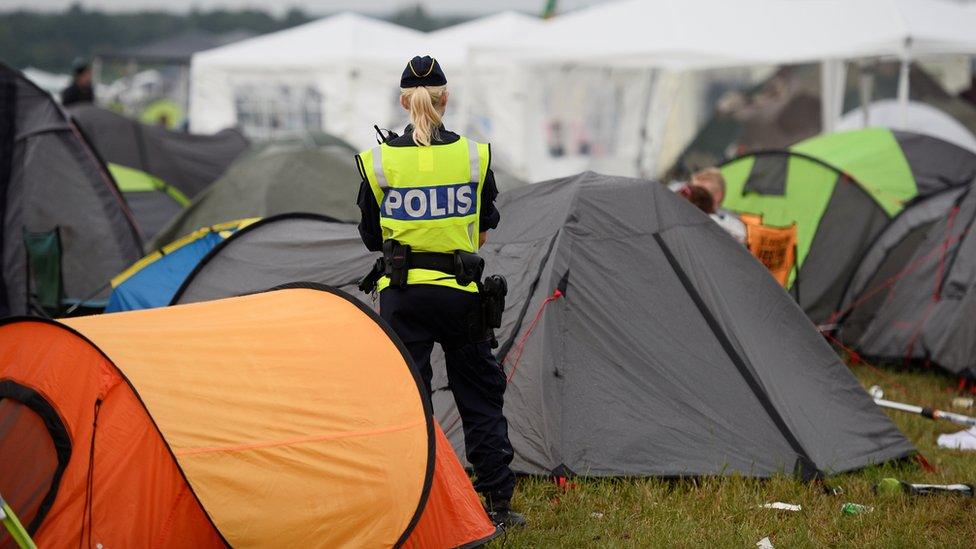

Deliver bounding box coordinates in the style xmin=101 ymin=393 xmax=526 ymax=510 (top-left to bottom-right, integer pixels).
xmin=820 ymin=59 xmax=846 ymax=134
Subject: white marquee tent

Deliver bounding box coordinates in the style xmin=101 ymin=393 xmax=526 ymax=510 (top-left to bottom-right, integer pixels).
xmin=189 ymin=11 xmax=547 ymax=151
xmin=425 ymin=11 xmax=543 ymax=67
xmin=464 ymin=0 xmax=976 ymax=181
xmin=189 ymin=13 xmax=425 ymax=149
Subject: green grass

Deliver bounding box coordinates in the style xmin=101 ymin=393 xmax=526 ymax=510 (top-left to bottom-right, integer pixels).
xmin=494 ymin=365 xmax=976 ymax=547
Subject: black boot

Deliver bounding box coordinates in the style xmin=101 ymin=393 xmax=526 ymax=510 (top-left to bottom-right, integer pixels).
xmin=487 ymin=507 xmax=526 ymax=530
xmin=485 ymin=496 xmax=526 ymax=530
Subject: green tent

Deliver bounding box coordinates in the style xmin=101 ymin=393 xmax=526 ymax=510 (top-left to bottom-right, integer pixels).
xmin=721 ymin=128 xmax=976 ymax=323
xmin=150 ymin=145 xmax=361 ymax=249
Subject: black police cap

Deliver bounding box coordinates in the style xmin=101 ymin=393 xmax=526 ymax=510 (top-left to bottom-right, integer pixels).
xmin=400 ymin=56 xmax=447 ymax=88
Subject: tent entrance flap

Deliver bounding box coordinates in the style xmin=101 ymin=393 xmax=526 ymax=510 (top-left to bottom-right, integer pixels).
xmin=0 ymin=380 xmax=71 ymax=538
xmin=653 ymin=233 xmax=820 ymax=480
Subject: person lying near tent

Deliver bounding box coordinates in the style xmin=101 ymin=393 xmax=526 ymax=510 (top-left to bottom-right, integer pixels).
xmin=677 ymin=183 xmax=716 ymax=214
xmin=691 ymin=167 xmax=747 ymax=244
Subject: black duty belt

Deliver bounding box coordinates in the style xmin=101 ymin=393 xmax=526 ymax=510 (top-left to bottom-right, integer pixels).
xmin=358 ymin=240 xmax=485 ymax=292
xmin=409 ymin=252 xmax=457 ymax=276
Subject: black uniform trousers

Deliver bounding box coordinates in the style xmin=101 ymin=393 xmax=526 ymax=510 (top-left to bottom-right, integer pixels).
xmin=380 ymin=284 xmax=516 ymax=507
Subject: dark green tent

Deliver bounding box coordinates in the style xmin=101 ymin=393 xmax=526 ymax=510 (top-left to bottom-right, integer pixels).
xmin=721 ymin=128 xmax=976 ymax=324
xmin=0 ymin=64 xmax=143 ymax=316
xmin=149 ymin=145 xmax=361 ymax=249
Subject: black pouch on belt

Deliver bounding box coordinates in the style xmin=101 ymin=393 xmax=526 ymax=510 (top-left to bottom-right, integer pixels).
xmin=454 ymin=251 xmax=485 ymax=287
xmin=382 ymin=240 xmax=411 ymax=288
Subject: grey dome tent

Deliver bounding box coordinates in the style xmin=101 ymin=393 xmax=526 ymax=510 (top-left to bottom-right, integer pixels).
xmin=69 ymin=104 xmax=249 ymax=239
xmin=150 ymin=146 xmax=361 ymax=249
xmin=836 ymin=182 xmax=976 ymax=379
xmin=170 ymin=172 xmax=913 ymax=479
xmin=170 ymin=213 xmax=370 ymax=305
xmin=0 ymin=64 xmax=143 ymax=316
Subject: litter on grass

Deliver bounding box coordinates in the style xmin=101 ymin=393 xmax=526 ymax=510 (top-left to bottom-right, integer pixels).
xmin=874 ymin=477 xmax=974 ymax=497
xmin=760 ymin=502 xmax=802 ymax=512
xmin=841 ymin=503 xmax=874 ymax=515
xmin=937 ymin=426 xmax=976 ymax=450
xmin=951 ymin=397 xmax=974 ymax=410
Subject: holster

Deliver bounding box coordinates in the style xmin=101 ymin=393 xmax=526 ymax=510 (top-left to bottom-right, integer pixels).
xmin=358 ymin=258 xmax=384 ymax=294
xmin=475 ymin=274 xmax=508 ymax=348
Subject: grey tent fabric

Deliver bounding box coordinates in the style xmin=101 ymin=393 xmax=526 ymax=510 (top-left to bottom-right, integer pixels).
xmin=837 ymin=184 xmax=976 ymax=378
xmin=69 ymin=104 xmax=249 ymax=199
xmin=120 ymin=189 xmax=184 ymax=241
xmin=172 ymin=214 xmax=372 ymax=305
xmin=0 ymin=64 xmax=143 ymax=316
xmin=171 ymin=171 xmax=912 ymax=478
xmin=894 ymin=130 xmax=976 ymax=196
xmin=150 ymin=146 xmax=361 ymax=249
xmin=241 ymin=132 xmax=356 ymax=158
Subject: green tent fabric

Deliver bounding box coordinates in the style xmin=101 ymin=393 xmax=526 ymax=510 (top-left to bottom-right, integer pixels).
xmin=108 ymin=163 xmax=190 ymax=205
xmin=792 ymin=128 xmax=916 ymax=217
xmin=150 ymin=145 xmax=361 ymax=249
xmin=721 ymin=128 xmax=976 ymax=324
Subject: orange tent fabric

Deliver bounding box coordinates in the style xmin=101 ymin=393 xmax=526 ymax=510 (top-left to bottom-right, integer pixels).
xmin=0 ymin=286 xmax=494 ymax=548
xmin=0 ymin=320 xmax=223 ymax=548
xmin=405 ymin=423 xmax=497 ymax=548
xmin=742 ymin=218 xmax=799 ymax=286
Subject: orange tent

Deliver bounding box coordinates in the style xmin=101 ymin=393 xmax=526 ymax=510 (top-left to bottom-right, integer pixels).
xmin=0 ymin=285 xmax=495 ymax=548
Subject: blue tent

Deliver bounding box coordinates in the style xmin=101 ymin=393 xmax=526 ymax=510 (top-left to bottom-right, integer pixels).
xmin=105 ymin=220 xmax=255 ymax=312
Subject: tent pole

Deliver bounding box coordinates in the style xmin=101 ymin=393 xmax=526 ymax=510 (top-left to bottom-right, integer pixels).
xmin=858 ymin=62 xmax=874 ymax=127
xmin=820 ymin=59 xmax=845 ymax=134
xmin=641 ymin=70 xmax=680 ymax=179
xmin=897 ymin=38 xmax=912 ymax=130
xmin=635 ymin=68 xmax=657 ymax=179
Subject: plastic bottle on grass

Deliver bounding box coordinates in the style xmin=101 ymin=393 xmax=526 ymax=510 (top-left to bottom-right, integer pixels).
xmin=841 ymin=503 xmax=873 ymax=515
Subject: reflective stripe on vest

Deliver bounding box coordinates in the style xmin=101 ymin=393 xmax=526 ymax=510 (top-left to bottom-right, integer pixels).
xmin=359 ymin=136 xmax=489 ymax=292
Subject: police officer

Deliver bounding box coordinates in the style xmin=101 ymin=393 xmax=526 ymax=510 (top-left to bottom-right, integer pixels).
xmin=356 ymin=55 xmax=524 ymax=529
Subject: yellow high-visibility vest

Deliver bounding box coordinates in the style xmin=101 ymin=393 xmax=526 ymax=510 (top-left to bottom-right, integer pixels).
xmin=359 ymin=136 xmax=489 ymax=292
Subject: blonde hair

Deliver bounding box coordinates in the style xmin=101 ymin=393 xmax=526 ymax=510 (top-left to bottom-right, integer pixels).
xmin=401 ymin=85 xmax=446 ymax=147
xmin=692 ymin=167 xmax=727 ymax=203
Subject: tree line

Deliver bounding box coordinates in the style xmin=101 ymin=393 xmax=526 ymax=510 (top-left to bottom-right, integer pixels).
xmin=0 ymin=3 xmax=467 ymax=73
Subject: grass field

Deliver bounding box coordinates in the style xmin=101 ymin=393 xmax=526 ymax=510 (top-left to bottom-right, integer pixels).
xmin=493 ymin=364 xmax=976 ymax=547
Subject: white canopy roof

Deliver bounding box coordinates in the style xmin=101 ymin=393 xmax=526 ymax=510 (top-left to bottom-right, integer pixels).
xmin=425 ymin=11 xmax=544 ymax=66
xmin=480 ymin=0 xmax=976 ymax=70
xmin=193 ymin=12 xmax=425 ymax=69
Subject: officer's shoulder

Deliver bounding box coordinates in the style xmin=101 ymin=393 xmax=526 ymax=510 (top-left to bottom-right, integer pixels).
xmin=458 ymin=133 xmax=490 ymax=147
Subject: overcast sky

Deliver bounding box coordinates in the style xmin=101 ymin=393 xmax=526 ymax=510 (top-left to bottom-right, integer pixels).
xmin=0 ymin=0 xmax=613 ymax=15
